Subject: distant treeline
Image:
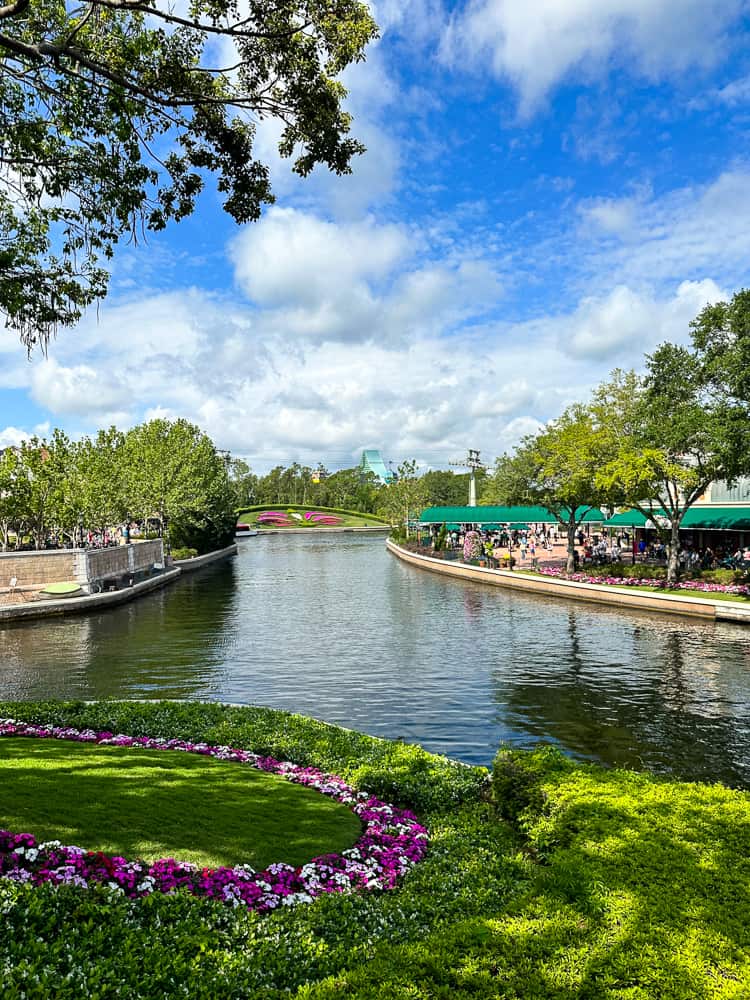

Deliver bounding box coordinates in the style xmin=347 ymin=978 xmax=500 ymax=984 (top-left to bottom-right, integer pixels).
xmin=230 ymin=462 xmax=486 ymax=515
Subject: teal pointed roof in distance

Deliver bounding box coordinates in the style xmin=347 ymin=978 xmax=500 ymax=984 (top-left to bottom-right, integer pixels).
xmin=360 ymin=449 xmax=394 ymax=484
xmin=419 ymin=505 xmax=605 ymax=524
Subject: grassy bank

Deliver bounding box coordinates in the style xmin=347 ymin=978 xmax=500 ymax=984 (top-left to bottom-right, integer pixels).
xmin=0 ymin=701 xmax=747 ymax=999
xmin=237 ymin=504 xmax=389 ymax=530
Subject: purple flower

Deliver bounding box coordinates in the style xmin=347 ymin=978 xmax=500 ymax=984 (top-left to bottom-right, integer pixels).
xmin=0 ymin=721 xmax=429 ymax=913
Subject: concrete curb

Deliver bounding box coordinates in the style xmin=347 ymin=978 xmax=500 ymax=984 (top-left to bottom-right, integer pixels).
xmin=386 ymin=540 xmax=750 ymax=625
xmin=172 ymin=544 xmax=238 ymax=572
xmin=0 ymin=568 xmax=183 ymax=622
xmin=0 ymin=544 xmax=238 ymax=622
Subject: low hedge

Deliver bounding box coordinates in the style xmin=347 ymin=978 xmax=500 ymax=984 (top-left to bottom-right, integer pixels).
xmin=170 ymin=546 xmax=198 ymax=561
xmin=0 ymin=702 xmax=748 ymax=999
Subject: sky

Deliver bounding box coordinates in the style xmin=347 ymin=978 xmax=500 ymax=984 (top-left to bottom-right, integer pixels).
xmin=2 ymin=0 xmax=750 ymax=474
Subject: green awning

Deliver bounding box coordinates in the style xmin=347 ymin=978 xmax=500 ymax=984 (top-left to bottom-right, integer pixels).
xmin=419 ymin=505 xmax=605 ymax=525
xmin=682 ymin=507 xmax=750 ymax=530
xmin=605 ymin=510 xmax=649 ymax=527
xmin=605 ymin=506 xmax=750 ymax=530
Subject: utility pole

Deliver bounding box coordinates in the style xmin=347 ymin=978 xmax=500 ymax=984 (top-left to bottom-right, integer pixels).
xmin=449 ymin=449 xmax=485 ymax=506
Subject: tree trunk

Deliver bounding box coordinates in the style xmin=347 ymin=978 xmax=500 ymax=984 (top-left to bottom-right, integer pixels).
xmin=667 ymin=519 xmax=681 ymax=586
xmin=566 ymin=520 xmax=577 ymax=574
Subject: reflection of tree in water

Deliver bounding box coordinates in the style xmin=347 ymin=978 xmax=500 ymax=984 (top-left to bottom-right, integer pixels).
xmin=656 ymin=629 xmax=689 ymax=713
xmin=491 ymin=610 xmax=750 ymax=789
xmin=568 ymin=610 xmax=583 ymax=677
xmin=463 ymin=587 xmax=483 ymax=623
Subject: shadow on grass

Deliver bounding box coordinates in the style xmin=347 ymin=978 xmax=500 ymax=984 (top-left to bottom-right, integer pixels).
xmin=306 ymin=765 xmax=750 ymax=999
xmin=0 ymin=738 xmax=362 ymax=869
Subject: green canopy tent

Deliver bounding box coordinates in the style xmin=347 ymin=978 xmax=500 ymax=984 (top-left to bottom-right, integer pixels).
xmin=419 ymin=505 xmax=605 ymax=525
xmin=605 ymin=507 xmax=750 ymax=531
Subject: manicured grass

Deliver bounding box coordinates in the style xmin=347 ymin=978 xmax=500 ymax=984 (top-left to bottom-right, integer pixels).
xmin=0 ymin=701 xmax=748 ymax=999
xmin=0 ymin=737 xmax=361 ymax=869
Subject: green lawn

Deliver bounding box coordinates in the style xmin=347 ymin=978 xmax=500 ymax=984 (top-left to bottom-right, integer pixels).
xmin=0 ymin=738 xmax=361 ymax=869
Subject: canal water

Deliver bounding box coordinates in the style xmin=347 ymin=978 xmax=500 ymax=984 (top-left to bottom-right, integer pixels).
xmin=1 ymin=533 xmax=749 ymax=786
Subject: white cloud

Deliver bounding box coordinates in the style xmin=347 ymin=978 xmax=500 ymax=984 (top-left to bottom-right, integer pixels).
xmin=442 ymin=0 xmax=744 ymax=115
xmin=30 ymin=359 xmax=131 ymax=418
xmin=0 ymin=425 xmax=33 ymax=448
xmin=230 ymin=207 xmax=411 ymax=311
xmin=574 ymin=169 xmax=750 ymax=290
xmin=689 ymin=74 xmax=750 ymax=111
xmin=558 ymin=279 xmax=726 ymax=361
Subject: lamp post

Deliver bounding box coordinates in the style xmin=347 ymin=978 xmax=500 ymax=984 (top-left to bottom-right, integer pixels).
xmin=77 ymin=513 xmax=84 ymax=549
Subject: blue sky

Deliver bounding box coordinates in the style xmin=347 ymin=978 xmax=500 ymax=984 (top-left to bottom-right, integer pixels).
xmin=2 ymin=0 xmax=750 ymax=473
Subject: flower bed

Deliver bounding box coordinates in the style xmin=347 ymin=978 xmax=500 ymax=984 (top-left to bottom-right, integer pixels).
xmin=0 ymin=720 xmax=428 ymax=912
xmin=538 ymin=566 xmax=750 ymax=596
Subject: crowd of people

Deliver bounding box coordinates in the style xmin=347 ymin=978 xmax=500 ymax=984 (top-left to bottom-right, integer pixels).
xmin=424 ymin=523 xmax=750 ymax=572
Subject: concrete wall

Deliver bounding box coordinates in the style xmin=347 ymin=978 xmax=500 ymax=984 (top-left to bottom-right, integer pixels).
xmin=0 ymin=540 xmax=163 ymax=589
xmin=0 ymin=550 xmax=80 ymax=588
xmin=173 ymin=543 xmax=237 ymax=573
xmin=385 ymin=539 xmax=743 ymax=622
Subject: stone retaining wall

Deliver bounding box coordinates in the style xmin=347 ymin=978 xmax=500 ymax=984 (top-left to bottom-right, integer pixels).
xmin=0 ymin=540 xmax=164 ymax=590
xmin=0 ymin=550 xmax=81 ymax=588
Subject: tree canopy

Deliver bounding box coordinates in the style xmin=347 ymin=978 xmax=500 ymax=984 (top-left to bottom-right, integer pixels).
xmin=484 ymin=404 xmax=610 ymax=572
xmin=0 ymin=0 xmax=377 ymax=351
xmin=594 ymin=338 xmax=750 ymax=582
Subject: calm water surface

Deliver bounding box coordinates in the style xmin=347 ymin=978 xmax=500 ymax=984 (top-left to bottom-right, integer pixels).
xmin=2 ymin=533 xmax=749 ymax=785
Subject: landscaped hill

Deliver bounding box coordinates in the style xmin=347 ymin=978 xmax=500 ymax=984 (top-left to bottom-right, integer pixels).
xmin=237 ymin=505 xmax=389 ymax=530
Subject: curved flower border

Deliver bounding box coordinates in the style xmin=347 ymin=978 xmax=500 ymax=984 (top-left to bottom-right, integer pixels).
xmin=538 ymin=566 xmax=750 ymax=596
xmin=0 ymin=720 xmax=429 ymax=912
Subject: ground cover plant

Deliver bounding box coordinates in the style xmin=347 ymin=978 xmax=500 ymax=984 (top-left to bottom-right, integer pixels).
xmin=0 ymin=700 xmax=748 ymax=999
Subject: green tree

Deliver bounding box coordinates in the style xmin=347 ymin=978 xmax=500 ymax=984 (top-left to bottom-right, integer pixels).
xmin=421 ymin=469 xmax=486 ymax=507
xmin=0 ymin=447 xmax=29 ymax=550
xmin=228 ymin=458 xmax=258 ymax=509
xmin=485 ymin=406 xmax=608 ymax=573
xmin=0 ymin=0 xmax=377 ymax=352
xmin=74 ymin=427 xmax=128 ymax=537
xmin=689 ymin=287 xmax=750 ymax=406
xmin=124 ymin=418 xmax=234 ymax=553
xmin=594 ymin=351 xmax=750 ymax=584
xmin=16 ymin=429 xmax=74 ymax=548
xmin=377 ymin=460 xmax=427 ymax=538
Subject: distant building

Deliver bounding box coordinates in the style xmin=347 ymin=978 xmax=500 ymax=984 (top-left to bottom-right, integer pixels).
xmin=359 ymin=450 xmax=395 ymax=485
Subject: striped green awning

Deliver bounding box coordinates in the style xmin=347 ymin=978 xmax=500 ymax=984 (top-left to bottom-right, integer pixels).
xmin=419 ymin=505 xmax=605 ymax=525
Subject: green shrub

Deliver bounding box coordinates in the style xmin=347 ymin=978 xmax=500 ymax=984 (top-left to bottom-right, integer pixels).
xmin=170 ymin=546 xmax=198 ymax=561
xmin=699 ymin=568 xmax=743 ymax=584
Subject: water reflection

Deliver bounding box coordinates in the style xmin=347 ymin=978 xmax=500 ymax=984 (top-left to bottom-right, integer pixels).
xmin=1 ymin=533 xmax=749 ymax=787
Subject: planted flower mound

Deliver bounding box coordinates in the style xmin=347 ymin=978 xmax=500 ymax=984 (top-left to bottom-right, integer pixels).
xmin=256 ymin=511 xmax=343 ymax=527
xmin=0 ymin=720 xmax=428 ymax=912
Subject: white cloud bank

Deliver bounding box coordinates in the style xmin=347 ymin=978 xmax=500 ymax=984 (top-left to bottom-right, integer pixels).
xmin=442 ymin=0 xmax=745 ymax=114
xmin=6 ymin=165 xmax=747 ymax=471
